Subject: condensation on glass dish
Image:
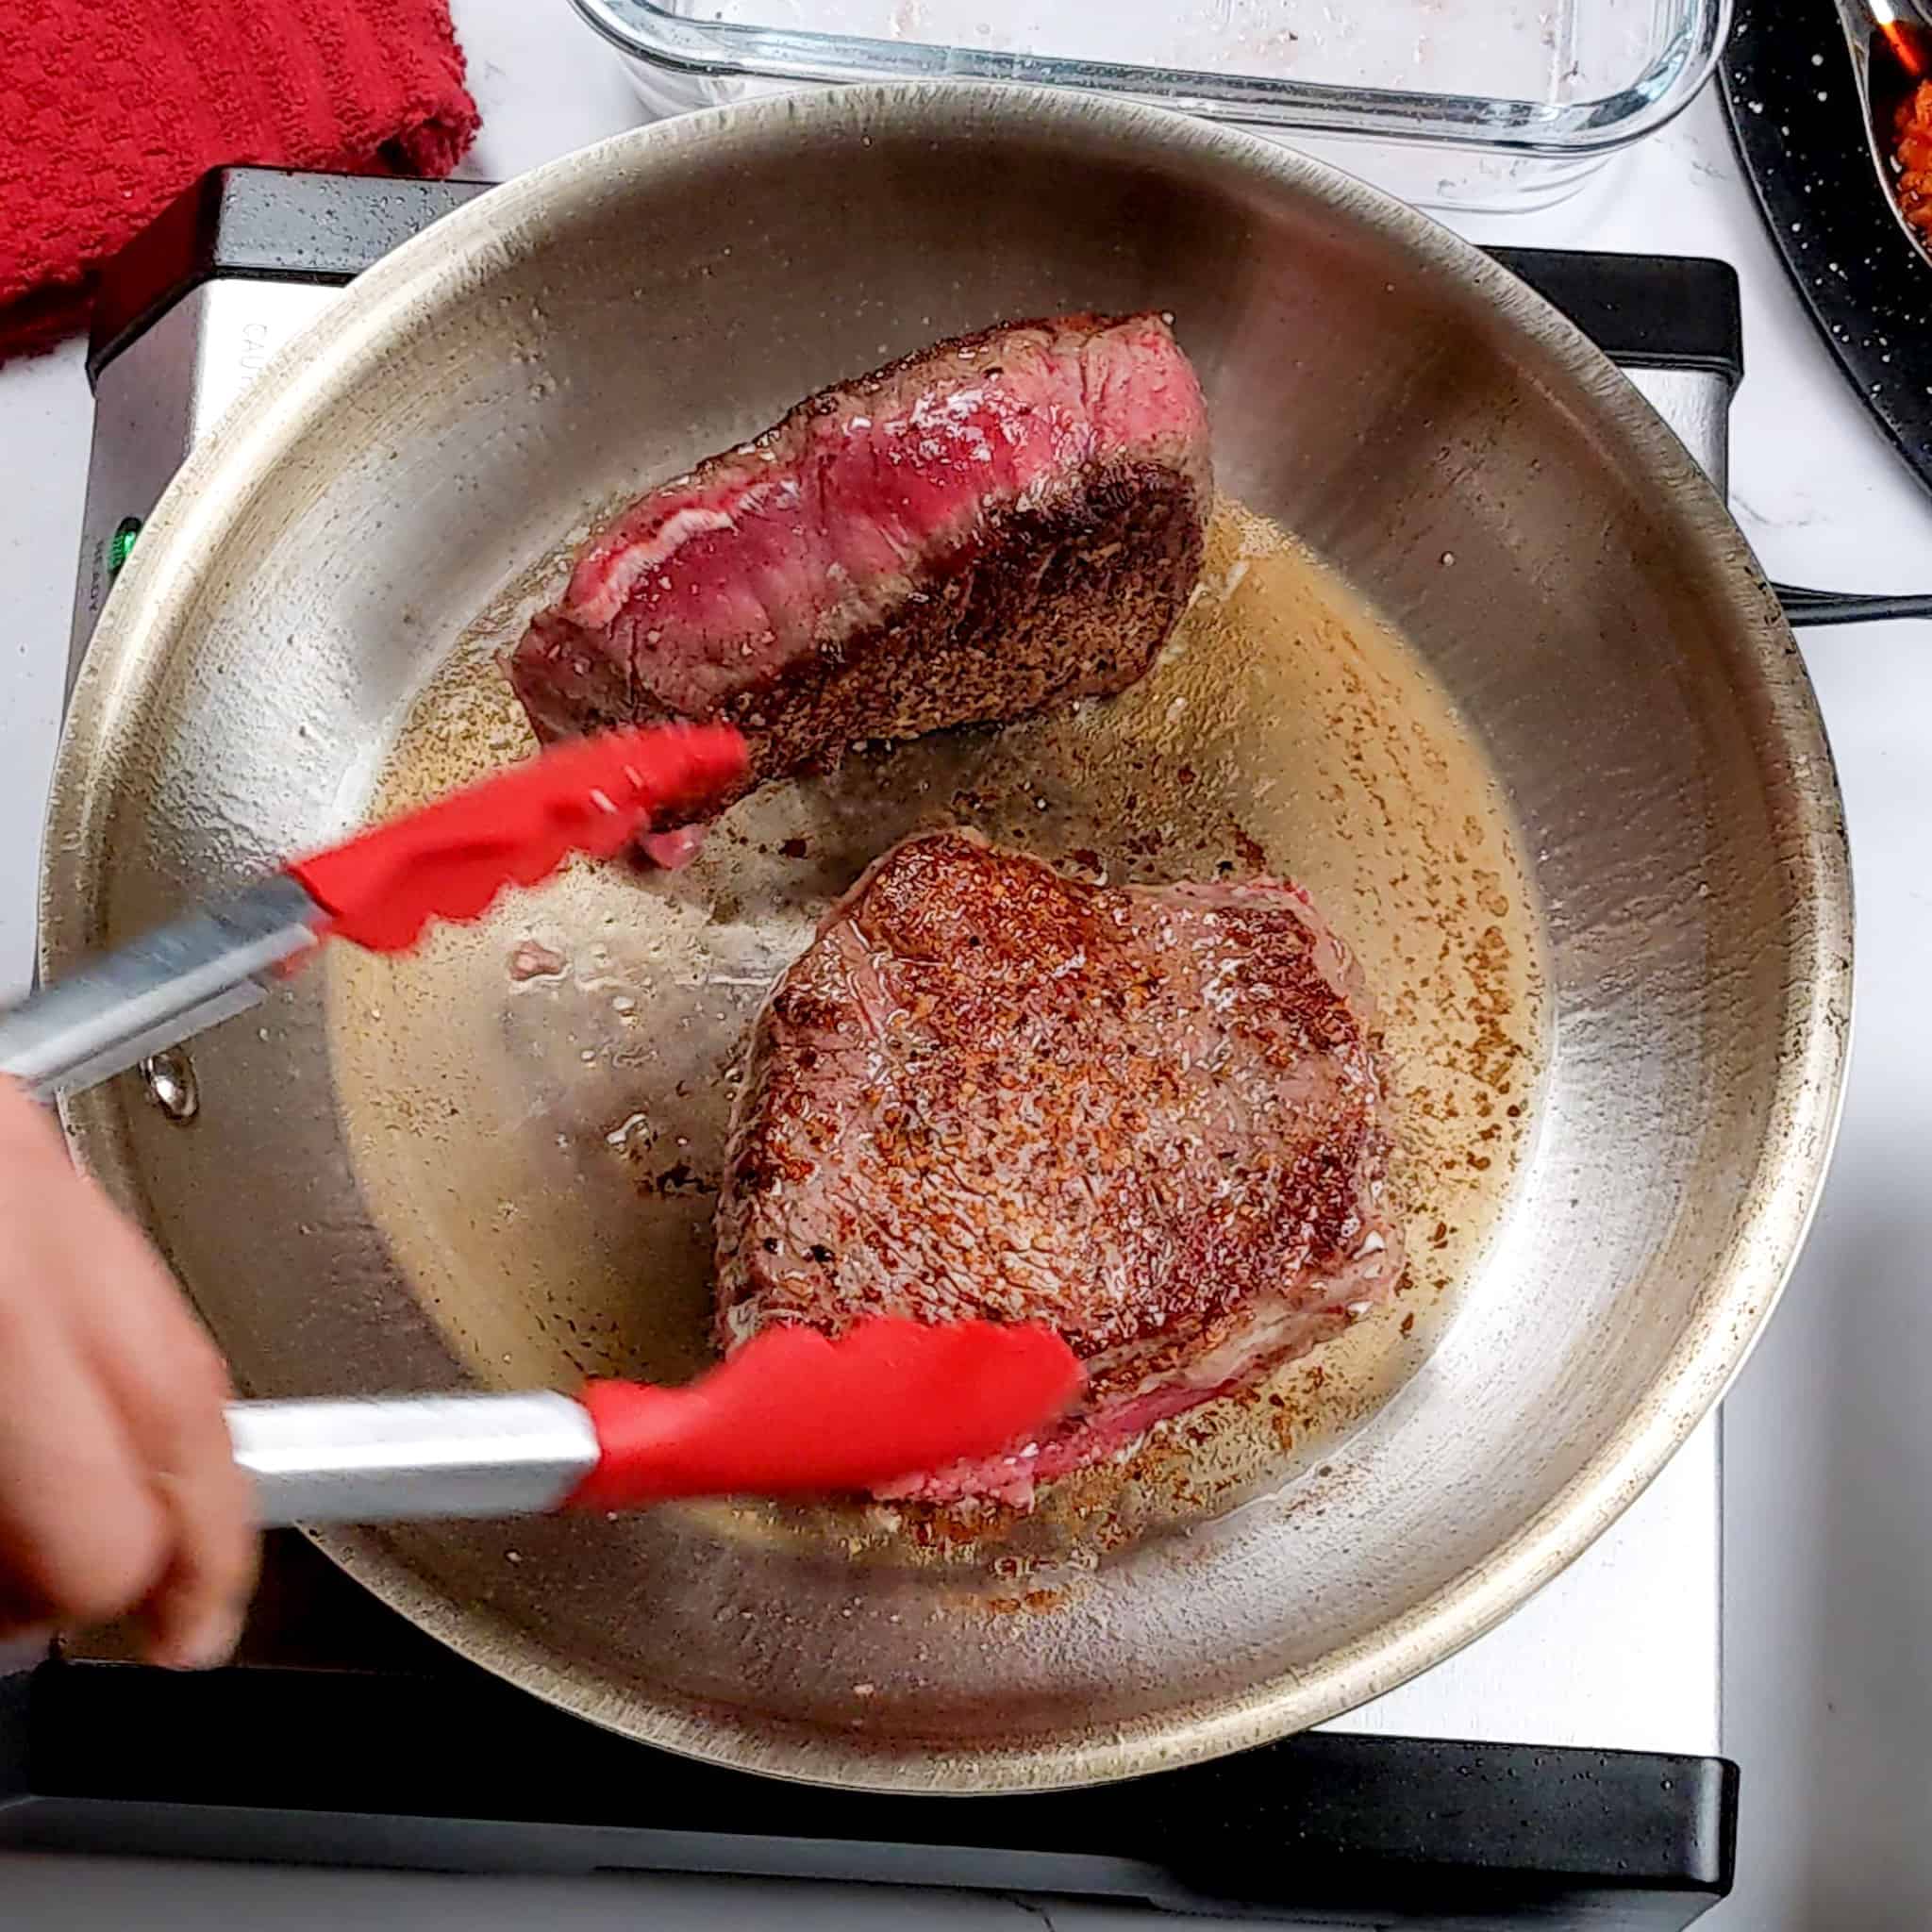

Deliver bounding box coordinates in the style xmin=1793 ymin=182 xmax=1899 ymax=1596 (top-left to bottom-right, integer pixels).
xmin=600 ymin=0 xmax=1676 ymax=211
xmin=658 ymin=0 xmax=1655 ymax=107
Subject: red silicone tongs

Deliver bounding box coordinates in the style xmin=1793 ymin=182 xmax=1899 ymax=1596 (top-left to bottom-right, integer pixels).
xmin=226 ymin=1319 xmax=1085 ymax=1524
xmin=0 ymin=723 xmax=749 ymax=1101
xmin=1 ymin=720 xmax=1088 ymax=1509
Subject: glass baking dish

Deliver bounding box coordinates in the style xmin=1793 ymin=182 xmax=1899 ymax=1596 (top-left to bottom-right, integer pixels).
xmin=570 ymin=0 xmax=1730 ymax=211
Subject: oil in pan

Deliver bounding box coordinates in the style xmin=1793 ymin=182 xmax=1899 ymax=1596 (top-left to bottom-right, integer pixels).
xmin=326 ymin=494 xmax=1548 ymax=1580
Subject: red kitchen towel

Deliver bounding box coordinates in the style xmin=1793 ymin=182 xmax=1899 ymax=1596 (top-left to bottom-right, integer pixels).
xmin=0 ymin=0 xmax=480 ymax=359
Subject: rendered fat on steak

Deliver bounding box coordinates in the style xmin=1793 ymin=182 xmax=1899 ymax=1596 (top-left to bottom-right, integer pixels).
xmin=508 ymin=314 xmax=1210 ymax=864
xmin=715 ymin=833 xmax=1405 ymax=1506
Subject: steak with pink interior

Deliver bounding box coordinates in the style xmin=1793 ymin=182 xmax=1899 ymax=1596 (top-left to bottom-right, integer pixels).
xmin=715 ymin=833 xmax=1403 ymax=1506
xmin=508 ymin=315 xmax=1210 ymax=863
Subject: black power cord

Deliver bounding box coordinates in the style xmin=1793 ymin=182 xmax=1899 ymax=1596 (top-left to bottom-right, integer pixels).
xmin=1775 ymin=583 xmax=1932 ymax=626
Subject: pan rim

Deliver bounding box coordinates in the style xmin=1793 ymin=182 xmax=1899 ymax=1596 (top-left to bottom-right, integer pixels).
xmin=42 ymin=80 xmax=1852 ymax=1792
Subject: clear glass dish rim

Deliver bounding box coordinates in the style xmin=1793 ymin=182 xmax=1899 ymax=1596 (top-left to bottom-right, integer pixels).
xmin=571 ymin=0 xmax=1732 ymax=158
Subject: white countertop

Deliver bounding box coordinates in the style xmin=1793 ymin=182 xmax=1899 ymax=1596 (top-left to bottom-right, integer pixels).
xmin=6 ymin=3 xmax=1932 ymax=1924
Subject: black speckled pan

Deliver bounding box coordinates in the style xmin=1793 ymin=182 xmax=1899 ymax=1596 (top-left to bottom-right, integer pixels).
xmin=1724 ymin=0 xmax=1932 ymax=496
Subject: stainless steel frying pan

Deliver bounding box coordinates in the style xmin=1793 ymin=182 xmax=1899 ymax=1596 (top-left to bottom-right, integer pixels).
xmin=42 ymin=85 xmax=1850 ymax=1793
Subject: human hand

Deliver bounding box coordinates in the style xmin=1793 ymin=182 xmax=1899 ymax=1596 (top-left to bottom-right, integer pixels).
xmin=0 ymin=1079 xmax=254 ymax=1665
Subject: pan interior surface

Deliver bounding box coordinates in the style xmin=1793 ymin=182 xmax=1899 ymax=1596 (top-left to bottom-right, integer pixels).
xmin=45 ymin=88 xmax=1848 ymax=1790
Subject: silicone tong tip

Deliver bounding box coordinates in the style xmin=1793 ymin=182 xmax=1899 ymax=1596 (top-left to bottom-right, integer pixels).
xmin=567 ymin=1319 xmax=1087 ymax=1510
xmin=290 ymin=723 xmax=747 ymax=952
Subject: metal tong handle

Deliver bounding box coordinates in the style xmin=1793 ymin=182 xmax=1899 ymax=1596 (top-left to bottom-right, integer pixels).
xmin=227 ymin=1391 xmax=601 ymax=1527
xmin=0 ymin=875 xmax=322 ymax=1103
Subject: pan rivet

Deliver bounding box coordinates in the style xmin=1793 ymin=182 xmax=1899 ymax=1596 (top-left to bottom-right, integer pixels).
xmin=140 ymin=1050 xmax=199 ymax=1124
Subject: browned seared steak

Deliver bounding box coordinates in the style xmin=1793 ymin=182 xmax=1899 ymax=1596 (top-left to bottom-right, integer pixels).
xmin=715 ymin=832 xmax=1404 ymax=1504
xmin=508 ymin=315 xmax=1211 ymax=863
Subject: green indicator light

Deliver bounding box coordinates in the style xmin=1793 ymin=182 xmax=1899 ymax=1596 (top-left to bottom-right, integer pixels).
xmin=108 ymin=516 xmax=142 ymax=575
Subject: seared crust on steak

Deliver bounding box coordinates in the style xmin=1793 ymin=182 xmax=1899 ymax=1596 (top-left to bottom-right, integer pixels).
xmin=715 ymin=832 xmax=1403 ymax=1503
